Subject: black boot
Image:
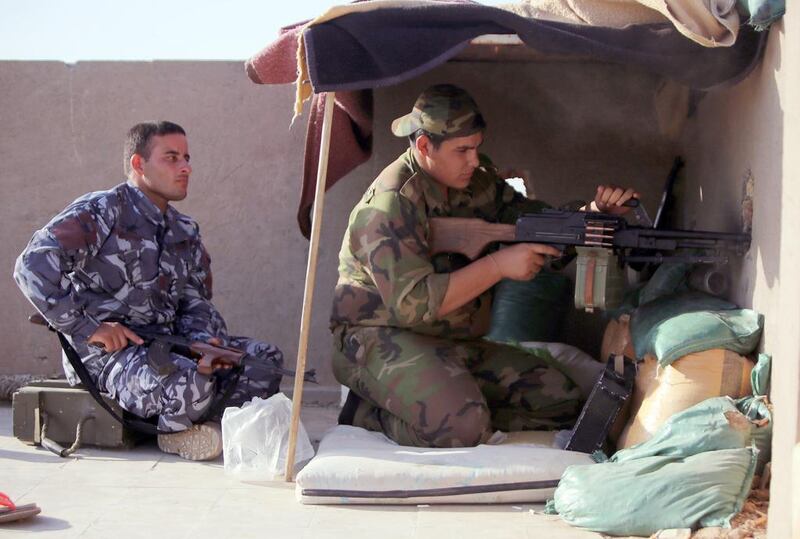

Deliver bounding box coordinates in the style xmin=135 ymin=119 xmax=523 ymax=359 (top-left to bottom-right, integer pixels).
xmin=338 ymin=389 xmax=362 ymax=426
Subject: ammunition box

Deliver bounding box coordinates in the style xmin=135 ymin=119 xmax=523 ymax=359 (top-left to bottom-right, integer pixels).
xmin=12 ymin=380 xmax=140 ymax=449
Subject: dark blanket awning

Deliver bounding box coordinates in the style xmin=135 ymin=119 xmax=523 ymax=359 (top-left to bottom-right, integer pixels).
xmin=302 ymin=5 xmax=766 ymax=92
xmin=246 ymin=3 xmax=768 ymax=237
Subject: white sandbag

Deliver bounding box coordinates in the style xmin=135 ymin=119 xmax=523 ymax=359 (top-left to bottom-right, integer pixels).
xmin=295 ymin=425 xmax=593 ymax=505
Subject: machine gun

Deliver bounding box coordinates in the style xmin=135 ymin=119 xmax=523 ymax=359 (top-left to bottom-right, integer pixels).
xmin=429 ymin=201 xmax=750 ymax=264
xmin=428 ymin=200 xmax=750 ymax=311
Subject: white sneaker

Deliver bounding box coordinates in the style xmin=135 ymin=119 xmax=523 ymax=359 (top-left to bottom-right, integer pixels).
xmin=157 ymin=422 xmax=223 ymax=461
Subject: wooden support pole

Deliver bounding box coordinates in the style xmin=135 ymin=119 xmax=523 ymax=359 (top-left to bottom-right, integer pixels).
xmin=285 ymin=91 xmax=335 ymax=481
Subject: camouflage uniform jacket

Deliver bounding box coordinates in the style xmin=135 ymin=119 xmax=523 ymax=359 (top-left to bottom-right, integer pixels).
xmin=14 ymin=182 xmax=227 ymax=380
xmin=331 ymin=149 xmax=548 ymax=340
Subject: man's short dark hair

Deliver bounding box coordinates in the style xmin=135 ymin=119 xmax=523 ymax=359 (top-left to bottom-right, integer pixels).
xmin=123 ymin=121 xmax=186 ymax=176
xmin=409 ymin=129 xmax=446 ymax=150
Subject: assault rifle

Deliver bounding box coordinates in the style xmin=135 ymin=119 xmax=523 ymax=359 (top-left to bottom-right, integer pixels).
xmin=428 ymin=201 xmax=751 ymax=265
xmin=29 ymin=313 xmax=317 ymax=382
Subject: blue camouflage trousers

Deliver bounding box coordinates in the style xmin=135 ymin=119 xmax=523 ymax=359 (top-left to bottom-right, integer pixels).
xmin=97 ymin=336 xmax=283 ymax=431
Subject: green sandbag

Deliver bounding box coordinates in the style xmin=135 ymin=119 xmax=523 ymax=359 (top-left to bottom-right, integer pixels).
xmin=486 ymin=270 xmax=571 ymax=343
xmin=736 ymin=353 xmax=772 ymax=473
xmin=738 ymin=0 xmax=785 ymax=29
xmin=637 ymin=262 xmax=692 ymax=306
xmin=629 ymin=291 xmax=761 ymax=365
xmin=611 ymin=397 xmax=752 ymax=461
xmin=642 ymin=309 xmax=763 ymax=367
xmin=550 ymin=448 xmax=756 ymax=536
xmin=608 ymin=263 xmax=702 ymax=317
xmin=748 ymin=352 xmax=771 ymax=397
xmin=548 ymin=396 xmax=760 ymax=536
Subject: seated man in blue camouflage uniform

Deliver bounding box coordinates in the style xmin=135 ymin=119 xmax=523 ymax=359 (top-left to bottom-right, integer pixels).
xmin=332 ymin=85 xmax=638 ymax=448
xmin=14 ymin=121 xmax=284 ymax=460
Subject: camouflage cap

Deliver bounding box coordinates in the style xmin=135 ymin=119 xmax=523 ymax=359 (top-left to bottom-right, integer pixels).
xmin=391 ymin=84 xmax=485 ymax=138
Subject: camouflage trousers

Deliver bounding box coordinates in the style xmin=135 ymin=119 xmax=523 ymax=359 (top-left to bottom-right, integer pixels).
xmin=97 ymin=336 xmax=283 ymax=431
xmin=332 ymin=326 xmax=582 ymax=448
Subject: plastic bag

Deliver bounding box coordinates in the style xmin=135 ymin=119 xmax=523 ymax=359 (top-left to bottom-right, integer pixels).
xmin=221 ymin=393 xmax=315 ymax=481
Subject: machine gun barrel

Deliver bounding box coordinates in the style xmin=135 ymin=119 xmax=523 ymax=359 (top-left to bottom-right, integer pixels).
xmin=428 ymin=198 xmax=750 ymax=264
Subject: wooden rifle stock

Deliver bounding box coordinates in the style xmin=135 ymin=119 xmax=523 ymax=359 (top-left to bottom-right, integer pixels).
xmin=428 ymin=217 xmax=516 ymax=259
xmin=184 ymin=341 xmax=245 ymax=376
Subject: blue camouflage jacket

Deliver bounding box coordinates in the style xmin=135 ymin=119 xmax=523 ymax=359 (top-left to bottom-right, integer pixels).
xmin=14 ymin=182 xmax=227 ymax=378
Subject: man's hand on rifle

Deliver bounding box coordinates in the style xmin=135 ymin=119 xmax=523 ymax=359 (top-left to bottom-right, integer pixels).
xmin=88 ymin=322 xmax=144 ymax=353
xmin=587 ymin=184 xmax=639 ymax=215
xmin=489 ymin=243 xmax=562 ymax=281
xmin=199 ymin=336 xmax=235 ymax=372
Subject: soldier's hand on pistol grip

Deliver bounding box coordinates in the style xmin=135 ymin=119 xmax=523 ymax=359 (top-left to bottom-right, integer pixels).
xmin=489 ymin=243 xmax=562 ymax=281
xmin=88 ymin=322 xmax=144 ymax=353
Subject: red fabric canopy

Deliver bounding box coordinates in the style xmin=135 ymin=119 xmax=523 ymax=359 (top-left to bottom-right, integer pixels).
xmin=247 ymin=24 xmax=373 ymax=239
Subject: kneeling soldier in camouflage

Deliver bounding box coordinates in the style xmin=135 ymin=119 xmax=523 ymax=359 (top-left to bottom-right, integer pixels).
xmin=331 ymin=84 xmax=637 ymax=447
xmin=14 ymin=121 xmax=284 ymax=460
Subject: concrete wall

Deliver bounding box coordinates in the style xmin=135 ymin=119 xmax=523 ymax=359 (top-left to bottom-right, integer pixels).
xmin=678 ymin=20 xmax=797 ymax=539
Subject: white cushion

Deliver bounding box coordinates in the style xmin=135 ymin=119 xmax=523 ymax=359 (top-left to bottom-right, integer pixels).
xmin=295 ymin=426 xmax=594 ymax=505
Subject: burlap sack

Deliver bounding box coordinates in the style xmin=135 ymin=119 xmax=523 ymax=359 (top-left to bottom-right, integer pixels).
xmin=618 ymin=349 xmax=754 ymax=448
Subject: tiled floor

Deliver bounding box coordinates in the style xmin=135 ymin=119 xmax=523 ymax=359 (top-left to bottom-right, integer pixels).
xmin=0 ymin=402 xmax=604 ymax=538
